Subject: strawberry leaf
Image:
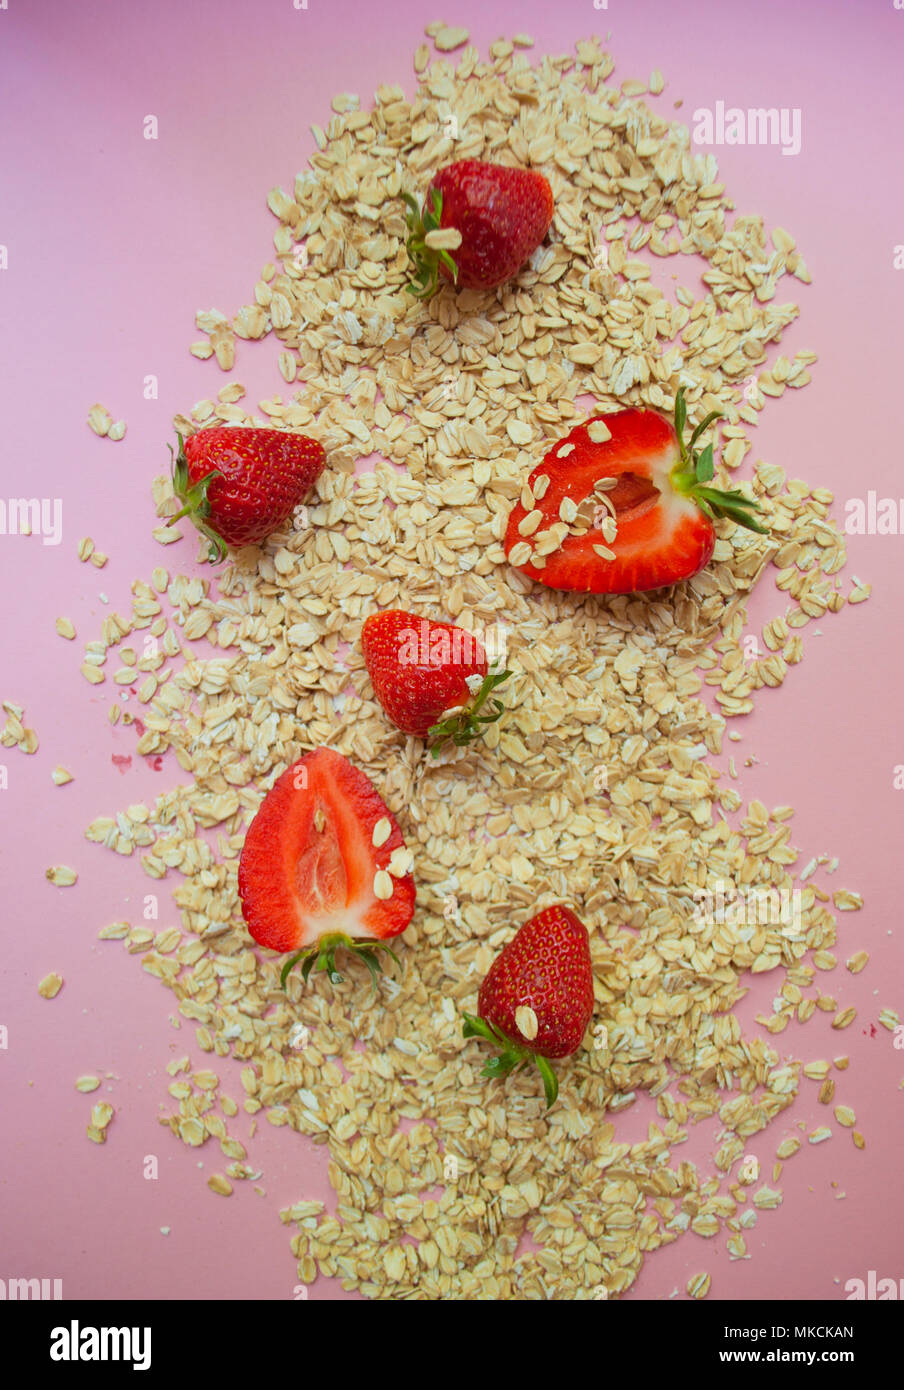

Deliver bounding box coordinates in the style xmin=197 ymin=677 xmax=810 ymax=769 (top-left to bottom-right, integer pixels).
xmin=669 ymin=393 xmax=768 ymax=537
xmin=167 ymin=433 xmax=228 ymax=564
xmin=278 ymin=934 xmax=402 ymax=993
xmin=535 ymin=1054 xmax=559 ymax=1109
xmin=403 ymin=187 xmax=459 ymax=300
xmin=695 ymin=442 xmax=715 ymax=484
xmin=461 ymin=1011 xmax=561 ymax=1109
xmin=674 ymin=387 xmax=687 ymax=446
xmin=688 ymin=410 xmax=723 ymax=450
xmin=693 ymin=486 xmax=770 ymax=535
xmin=428 ymin=665 xmax=512 ymax=758
xmin=281 ymin=950 xmax=310 ymax=988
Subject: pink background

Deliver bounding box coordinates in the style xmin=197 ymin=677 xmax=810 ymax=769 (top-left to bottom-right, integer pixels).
xmin=1 ymin=0 xmax=903 ymax=1300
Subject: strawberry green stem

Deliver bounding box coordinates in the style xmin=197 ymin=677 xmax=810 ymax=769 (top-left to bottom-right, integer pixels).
xmin=402 ymin=189 xmax=459 ymax=300
xmin=280 ymin=934 xmax=401 ymax=994
xmin=669 ymin=388 xmax=769 ymax=536
xmin=462 ymin=1012 xmax=559 ymax=1108
xmin=428 ymin=664 xmax=512 ymax=758
xmin=167 ymin=432 xmax=229 ymax=564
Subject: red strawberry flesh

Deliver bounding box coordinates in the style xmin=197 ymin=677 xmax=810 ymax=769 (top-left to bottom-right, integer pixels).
xmin=505 ymin=407 xmax=714 ymax=594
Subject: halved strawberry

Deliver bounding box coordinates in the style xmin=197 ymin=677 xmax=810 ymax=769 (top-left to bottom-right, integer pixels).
xmin=237 ymin=748 xmax=415 ymax=988
xmin=504 ymin=389 xmax=766 ymax=594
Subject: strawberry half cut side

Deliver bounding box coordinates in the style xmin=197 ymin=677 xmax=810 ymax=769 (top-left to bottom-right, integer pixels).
xmin=504 ymin=387 xmax=768 ymax=595
xmin=237 ymin=748 xmax=415 ymax=990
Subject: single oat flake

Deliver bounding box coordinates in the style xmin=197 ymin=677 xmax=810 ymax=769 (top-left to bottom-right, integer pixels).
xmin=45 ymin=865 xmax=77 ymax=886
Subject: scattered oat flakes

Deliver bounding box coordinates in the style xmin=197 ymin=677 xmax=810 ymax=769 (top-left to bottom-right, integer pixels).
xmin=37 ymin=972 xmax=63 ymax=999
xmin=97 ymin=921 xmax=130 ymax=940
xmin=45 ymin=865 xmax=77 ymax=886
xmin=433 ymin=24 xmax=469 ymax=51
xmin=424 ymin=228 xmax=462 ymax=251
xmin=152 ymin=526 xmax=182 ymax=546
xmin=87 ymin=403 xmax=113 ymax=437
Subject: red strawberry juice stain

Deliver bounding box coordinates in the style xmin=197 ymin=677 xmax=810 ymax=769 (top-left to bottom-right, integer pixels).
xmin=111 ymin=754 xmax=132 ymax=774
xmin=863 ymin=1023 xmax=878 ymax=1037
xmin=133 ymin=719 xmax=145 ymax=736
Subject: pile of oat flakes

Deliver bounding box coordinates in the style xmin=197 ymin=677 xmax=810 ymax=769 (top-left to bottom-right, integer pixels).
xmin=79 ymin=28 xmax=880 ymax=1298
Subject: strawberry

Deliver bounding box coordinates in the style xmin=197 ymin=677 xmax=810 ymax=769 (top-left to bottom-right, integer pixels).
xmin=361 ymin=609 xmax=510 ymax=756
xmin=237 ymin=748 xmax=415 ymax=988
xmin=168 ymin=426 xmax=325 ymax=563
xmin=504 ymin=388 xmax=767 ymax=594
xmin=462 ymin=905 xmax=594 ymax=1108
xmin=403 ymin=159 xmax=554 ymax=297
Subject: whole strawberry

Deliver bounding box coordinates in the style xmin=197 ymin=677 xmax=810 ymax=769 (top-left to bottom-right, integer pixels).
xmin=462 ymin=905 xmax=595 ymax=1108
xmin=361 ymin=609 xmax=510 ymax=756
xmin=403 ymin=159 xmax=554 ymax=297
xmin=168 ymin=426 xmax=325 ymax=563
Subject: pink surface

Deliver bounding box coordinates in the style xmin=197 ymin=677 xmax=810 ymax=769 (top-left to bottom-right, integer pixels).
xmin=1 ymin=0 xmax=903 ymax=1300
